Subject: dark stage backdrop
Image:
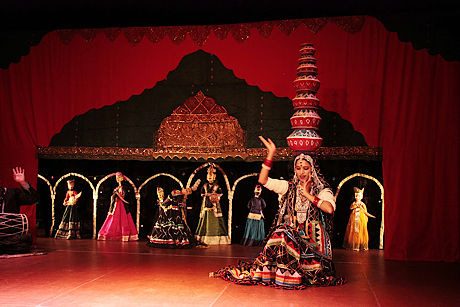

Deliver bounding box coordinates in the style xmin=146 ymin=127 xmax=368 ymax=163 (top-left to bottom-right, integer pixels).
xmin=0 ymin=16 xmax=459 ymax=262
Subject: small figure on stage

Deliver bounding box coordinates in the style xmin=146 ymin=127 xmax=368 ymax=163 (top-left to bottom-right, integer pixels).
xmin=195 ymin=166 xmax=230 ymax=245
xmin=0 ymin=167 xmax=39 ymax=254
xmin=147 ymin=180 xmax=205 ymax=249
xmin=241 ymin=184 xmax=266 ymax=246
xmin=55 ymin=179 xmax=81 ymax=240
xmin=97 ymin=172 xmax=138 ymax=241
xmin=343 ymin=187 xmax=376 ymax=251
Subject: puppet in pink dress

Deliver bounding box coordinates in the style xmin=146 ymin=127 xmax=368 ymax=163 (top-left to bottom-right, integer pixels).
xmin=97 ymin=172 xmax=138 ymax=241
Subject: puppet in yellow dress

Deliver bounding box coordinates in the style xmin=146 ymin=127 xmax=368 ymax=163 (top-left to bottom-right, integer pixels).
xmin=343 ymin=187 xmax=375 ymax=251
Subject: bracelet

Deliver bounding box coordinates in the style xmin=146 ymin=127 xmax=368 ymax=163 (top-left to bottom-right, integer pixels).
xmin=313 ymin=196 xmax=320 ymax=207
xmin=261 ymin=163 xmax=271 ymax=170
xmin=317 ymin=199 xmax=324 ymax=208
xmin=263 ymin=158 xmax=273 ymax=168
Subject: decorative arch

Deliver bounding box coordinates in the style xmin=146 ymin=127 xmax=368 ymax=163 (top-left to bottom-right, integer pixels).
xmin=229 ymin=173 xmax=259 ymax=239
xmin=40 ymin=172 xmax=96 ymax=236
xmin=139 ymin=173 xmax=183 ymax=192
xmin=37 ymin=174 xmax=53 ymax=198
xmin=335 ymin=173 xmax=384 ymax=249
xmin=37 ymin=174 xmax=53 ymax=233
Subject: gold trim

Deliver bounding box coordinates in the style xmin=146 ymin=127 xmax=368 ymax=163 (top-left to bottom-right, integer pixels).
xmin=155 ymin=91 xmax=246 ymax=153
xmin=37 ymin=146 xmax=382 ymax=161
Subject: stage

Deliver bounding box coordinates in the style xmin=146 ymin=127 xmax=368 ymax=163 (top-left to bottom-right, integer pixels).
xmin=1 ymin=239 xmax=459 ymax=306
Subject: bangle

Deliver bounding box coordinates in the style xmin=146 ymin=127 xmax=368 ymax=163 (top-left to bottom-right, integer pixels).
xmin=261 ymin=163 xmax=271 ymax=170
xmin=263 ymin=158 xmax=273 ymax=168
xmin=317 ymin=199 xmax=324 ymax=208
xmin=313 ymin=196 xmax=320 ymax=207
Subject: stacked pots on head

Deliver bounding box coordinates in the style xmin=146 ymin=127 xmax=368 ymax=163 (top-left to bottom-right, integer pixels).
xmin=287 ymin=43 xmax=323 ymax=154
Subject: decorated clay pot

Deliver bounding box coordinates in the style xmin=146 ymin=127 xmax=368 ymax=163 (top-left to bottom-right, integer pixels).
xmin=290 ymin=109 xmax=321 ymax=130
xmin=293 ymin=75 xmax=320 ymax=93
xmin=287 ymin=129 xmax=323 ymax=152
xmin=296 ymin=63 xmax=318 ymax=76
xmin=299 ymin=43 xmax=316 ymax=56
xmin=298 ymin=55 xmax=317 ymax=65
xmin=292 ymin=92 xmax=320 ymax=109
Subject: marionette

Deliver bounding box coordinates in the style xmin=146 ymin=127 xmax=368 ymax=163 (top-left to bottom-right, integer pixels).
xmin=55 ymin=179 xmax=81 ymax=239
xmin=148 ymin=180 xmax=205 ymax=248
xmin=97 ymin=172 xmax=138 ymax=241
xmin=195 ymin=166 xmax=230 ymax=245
xmin=343 ymin=187 xmax=376 ymax=251
xmin=241 ymin=184 xmax=266 ymax=246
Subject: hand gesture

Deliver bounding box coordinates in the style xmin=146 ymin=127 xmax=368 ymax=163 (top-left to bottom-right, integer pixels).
xmin=12 ymin=167 xmax=26 ymax=184
xmin=367 ymin=212 xmax=376 ymax=218
xmin=191 ymin=179 xmax=201 ymax=191
xmin=67 ymin=196 xmax=77 ymax=206
xmin=209 ymin=193 xmax=221 ymax=204
xmin=258 ymin=136 xmax=276 ymax=158
xmin=69 ymin=192 xmax=82 ymax=205
xmin=115 ymin=191 xmax=129 ymax=204
xmin=305 ymin=175 xmax=313 ymax=192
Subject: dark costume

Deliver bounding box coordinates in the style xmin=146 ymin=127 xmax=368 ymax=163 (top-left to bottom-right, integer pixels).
xmin=55 ymin=189 xmax=81 ymax=239
xmin=241 ymin=195 xmax=266 ymax=246
xmin=147 ymin=189 xmax=202 ymax=249
xmin=0 ymin=185 xmax=38 ymax=254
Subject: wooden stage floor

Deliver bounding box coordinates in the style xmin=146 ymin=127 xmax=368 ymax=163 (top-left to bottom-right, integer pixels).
xmin=1 ymin=238 xmax=459 ymax=306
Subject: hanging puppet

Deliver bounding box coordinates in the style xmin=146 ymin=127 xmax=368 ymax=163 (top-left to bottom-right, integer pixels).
xmin=148 ymin=180 xmax=206 ymax=248
xmin=55 ymin=179 xmax=82 ymax=239
xmin=195 ymin=165 xmax=230 ymax=245
xmin=343 ymin=187 xmax=376 ymax=251
xmin=97 ymin=172 xmax=138 ymax=241
xmin=241 ymin=184 xmax=266 ymax=246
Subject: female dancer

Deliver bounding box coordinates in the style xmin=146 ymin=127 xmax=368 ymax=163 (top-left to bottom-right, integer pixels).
xmin=211 ymin=136 xmax=344 ymax=288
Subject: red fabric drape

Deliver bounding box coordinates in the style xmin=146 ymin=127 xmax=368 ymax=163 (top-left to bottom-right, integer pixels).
xmin=1 ymin=17 xmax=458 ymax=261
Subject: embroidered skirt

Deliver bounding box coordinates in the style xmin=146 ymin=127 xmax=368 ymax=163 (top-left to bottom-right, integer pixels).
xmin=212 ymin=224 xmax=344 ymax=289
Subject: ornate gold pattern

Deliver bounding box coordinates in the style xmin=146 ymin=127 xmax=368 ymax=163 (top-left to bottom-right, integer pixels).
xmin=154 ymin=91 xmax=246 ymax=153
xmin=56 ymin=17 xmax=366 ymax=46
xmin=37 ymin=146 xmax=382 ymax=161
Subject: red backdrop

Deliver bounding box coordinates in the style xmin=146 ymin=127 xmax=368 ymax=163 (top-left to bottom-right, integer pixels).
xmin=1 ymin=16 xmax=459 ymax=262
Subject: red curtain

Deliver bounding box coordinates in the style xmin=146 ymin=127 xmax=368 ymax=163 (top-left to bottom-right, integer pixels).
xmin=1 ymin=17 xmax=458 ymax=262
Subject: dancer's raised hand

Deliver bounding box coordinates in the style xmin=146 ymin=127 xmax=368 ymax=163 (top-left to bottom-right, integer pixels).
xmin=258 ymin=136 xmax=276 ymax=159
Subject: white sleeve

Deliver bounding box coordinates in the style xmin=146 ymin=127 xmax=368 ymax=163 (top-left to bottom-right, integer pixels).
xmin=318 ymin=188 xmax=336 ymax=211
xmin=263 ymin=177 xmax=289 ymax=196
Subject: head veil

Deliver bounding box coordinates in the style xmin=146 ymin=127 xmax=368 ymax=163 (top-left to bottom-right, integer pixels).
xmin=264 ymin=153 xmax=332 ymax=244
xmin=292 ymin=153 xmax=329 ymax=194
